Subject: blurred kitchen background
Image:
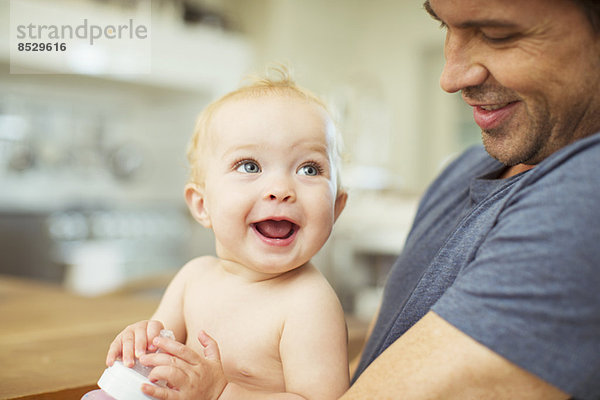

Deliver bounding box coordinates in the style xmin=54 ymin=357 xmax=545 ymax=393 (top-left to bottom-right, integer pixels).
xmin=0 ymin=0 xmax=481 ymax=322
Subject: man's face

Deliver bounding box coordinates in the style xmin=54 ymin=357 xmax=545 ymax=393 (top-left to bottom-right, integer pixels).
xmin=426 ymin=0 xmax=600 ymax=166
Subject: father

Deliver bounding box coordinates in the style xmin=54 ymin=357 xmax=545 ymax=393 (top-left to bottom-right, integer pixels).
xmin=345 ymin=1 xmax=600 ymax=399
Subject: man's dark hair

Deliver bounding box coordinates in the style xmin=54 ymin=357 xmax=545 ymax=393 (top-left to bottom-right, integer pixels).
xmin=572 ymin=0 xmax=600 ymax=33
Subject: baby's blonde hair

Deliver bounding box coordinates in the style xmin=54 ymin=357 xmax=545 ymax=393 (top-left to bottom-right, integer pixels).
xmin=186 ymin=64 xmax=343 ymax=188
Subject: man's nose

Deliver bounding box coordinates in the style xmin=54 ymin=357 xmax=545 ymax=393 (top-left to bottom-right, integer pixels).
xmin=439 ymin=30 xmax=488 ymax=93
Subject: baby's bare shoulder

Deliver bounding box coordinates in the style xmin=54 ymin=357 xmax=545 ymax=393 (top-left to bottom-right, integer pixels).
xmin=279 ymin=264 xmax=342 ymax=310
xmin=188 ymin=255 xmax=219 ymax=266
xmin=174 ymin=255 xmax=220 ymax=281
xmin=286 ymin=262 xmax=333 ymax=286
xmin=278 ymin=264 xmax=347 ymax=349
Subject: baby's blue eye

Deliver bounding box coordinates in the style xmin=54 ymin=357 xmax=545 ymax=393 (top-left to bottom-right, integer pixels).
xmin=298 ymin=164 xmax=320 ymax=176
xmin=236 ymin=161 xmax=261 ymax=173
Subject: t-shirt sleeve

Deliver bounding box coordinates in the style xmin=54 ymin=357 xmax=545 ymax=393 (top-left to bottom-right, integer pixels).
xmin=432 ymin=154 xmax=600 ymax=399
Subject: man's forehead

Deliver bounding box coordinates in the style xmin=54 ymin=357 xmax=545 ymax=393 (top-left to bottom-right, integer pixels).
xmin=423 ymin=0 xmax=537 ymax=27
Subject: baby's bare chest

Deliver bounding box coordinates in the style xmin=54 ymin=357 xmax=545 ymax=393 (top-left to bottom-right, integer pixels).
xmin=183 ymin=286 xmax=287 ymax=390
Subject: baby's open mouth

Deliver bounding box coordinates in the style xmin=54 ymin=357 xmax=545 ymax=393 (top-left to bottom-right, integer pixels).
xmin=252 ymin=219 xmax=298 ymax=239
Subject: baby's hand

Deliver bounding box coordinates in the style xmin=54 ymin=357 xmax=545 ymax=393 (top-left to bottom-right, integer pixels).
xmin=106 ymin=320 xmax=164 ymax=368
xmin=139 ymin=330 xmax=228 ymax=400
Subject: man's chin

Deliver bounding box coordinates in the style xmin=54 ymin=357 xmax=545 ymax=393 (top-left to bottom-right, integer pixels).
xmin=481 ymin=131 xmax=527 ymax=166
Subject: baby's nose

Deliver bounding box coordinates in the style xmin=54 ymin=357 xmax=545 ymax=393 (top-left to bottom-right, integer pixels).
xmin=264 ymin=178 xmax=296 ymax=202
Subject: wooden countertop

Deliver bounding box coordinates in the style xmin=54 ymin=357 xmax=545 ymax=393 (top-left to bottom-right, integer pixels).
xmin=0 ymin=275 xmax=159 ymax=400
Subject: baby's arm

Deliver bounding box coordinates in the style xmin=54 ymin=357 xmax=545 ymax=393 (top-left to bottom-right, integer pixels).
xmin=106 ymin=260 xmax=194 ymax=367
xmin=276 ymin=278 xmax=350 ymax=399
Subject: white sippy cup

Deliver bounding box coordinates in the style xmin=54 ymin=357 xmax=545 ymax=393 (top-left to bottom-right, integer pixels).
xmin=81 ymin=329 xmax=175 ymax=400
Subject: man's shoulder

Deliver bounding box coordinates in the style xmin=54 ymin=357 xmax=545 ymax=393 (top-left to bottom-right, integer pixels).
xmin=517 ymin=132 xmax=600 ymax=199
xmin=538 ymin=131 xmax=600 ymax=176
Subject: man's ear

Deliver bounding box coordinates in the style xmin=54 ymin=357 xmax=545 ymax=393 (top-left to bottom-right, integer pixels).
xmin=184 ymin=183 xmax=212 ymax=228
xmin=333 ymin=189 xmax=348 ymax=222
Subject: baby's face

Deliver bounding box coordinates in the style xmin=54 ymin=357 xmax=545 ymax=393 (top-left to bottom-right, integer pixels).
xmin=199 ymin=94 xmax=345 ymax=277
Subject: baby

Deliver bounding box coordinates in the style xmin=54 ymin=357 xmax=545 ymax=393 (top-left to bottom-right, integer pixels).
xmin=106 ymin=67 xmax=350 ymax=399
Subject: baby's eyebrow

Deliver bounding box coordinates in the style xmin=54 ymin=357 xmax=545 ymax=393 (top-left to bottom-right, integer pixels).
xmin=223 ymin=144 xmax=255 ymax=156
xmin=301 ymin=143 xmax=332 ymax=162
xmin=306 ymin=143 xmax=329 ymax=154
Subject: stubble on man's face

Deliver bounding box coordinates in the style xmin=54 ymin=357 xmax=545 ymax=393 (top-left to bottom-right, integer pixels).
xmin=464 ymin=84 xmax=554 ymax=166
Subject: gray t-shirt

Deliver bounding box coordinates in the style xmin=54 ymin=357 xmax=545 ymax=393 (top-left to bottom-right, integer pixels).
xmin=353 ymin=133 xmax=600 ymax=399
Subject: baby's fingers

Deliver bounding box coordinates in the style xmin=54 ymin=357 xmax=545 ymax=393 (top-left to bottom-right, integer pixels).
xmin=152 ymin=336 xmax=203 ymax=365
xmin=106 ymin=336 xmax=123 ymax=366
xmin=134 ymin=324 xmax=149 ymax=359
xmin=197 ymin=330 xmax=220 ymax=361
xmin=146 ymin=320 xmax=164 ymax=352
xmin=141 ymin=382 xmax=172 ymax=400
xmin=121 ymin=329 xmax=136 ymax=367
xmin=148 ymin=363 xmax=188 ymax=387
xmin=141 ymin=378 xmax=183 ymax=400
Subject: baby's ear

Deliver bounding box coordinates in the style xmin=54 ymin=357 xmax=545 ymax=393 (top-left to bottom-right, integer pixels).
xmin=184 ymin=183 xmax=212 ymax=228
xmin=333 ymin=189 xmax=348 ymax=222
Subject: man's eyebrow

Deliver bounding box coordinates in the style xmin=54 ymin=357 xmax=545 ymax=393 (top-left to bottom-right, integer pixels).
xmin=423 ymin=0 xmax=442 ymax=23
xmin=452 ymin=19 xmax=522 ymax=31
xmin=423 ymin=1 xmax=520 ymax=30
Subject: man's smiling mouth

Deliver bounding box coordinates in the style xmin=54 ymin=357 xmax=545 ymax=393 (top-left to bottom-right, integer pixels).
xmin=479 ymin=102 xmax=513 ymax=111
